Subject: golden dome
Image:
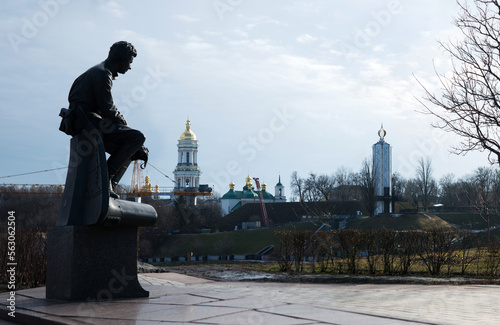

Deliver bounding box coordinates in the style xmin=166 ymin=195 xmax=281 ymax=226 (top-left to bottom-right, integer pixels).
xmin=229 ymin=181 xmax=235 ymax=190
xmin=245 ymin=175 xmax=253 ymax=190
xmin=141 ymin=175 xmax=153 ymax=193
xmin=262 ymin=182 xmax=267 ymax=191
xmin=180 ymin=118 xmax=197 ymax=140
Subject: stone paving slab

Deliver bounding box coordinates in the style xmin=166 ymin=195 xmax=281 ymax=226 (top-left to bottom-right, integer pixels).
xmin=0 ymin=273 xmax=498 ymax=324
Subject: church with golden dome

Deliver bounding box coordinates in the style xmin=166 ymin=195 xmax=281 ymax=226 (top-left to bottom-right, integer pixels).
xmin=220 ymin=175 xmax=286 ymax=216
xmin=173 ymin=118 xmax=202 ymax=202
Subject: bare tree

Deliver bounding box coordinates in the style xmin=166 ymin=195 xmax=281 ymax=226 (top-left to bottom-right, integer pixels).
xmin=460 ymin=167 xmax=497 ymax=242
xmin=334 ymin=167 xmax=359 ymax=201
xmin=197 ymin=200 xmax=222 ymax=233
xmin=290 ymin=171 xmax=304 ymax=202
xmin=404 ymin=179 xmax=420 ymax=212
xmin=391 ymin=172 xmax=406 ymax=212
xmin=360 ymin=159 xmax=377 ymax=216
xmin=290 ymin=171 xmax=341 ymax=202
xmin=439 ymin=173 xmax=460 ymax=210
xmin=491 ymin=168 xmax=500 ymax=207
xmin=303 ymin=173 xmax=325 ymax=202
xmin=416 ymin=157 xmax=437 ymax=211
xmin=314 ymin=173 xmax=335 ymax=201
xmin=418 ymin=0 xmax=500 ymax=166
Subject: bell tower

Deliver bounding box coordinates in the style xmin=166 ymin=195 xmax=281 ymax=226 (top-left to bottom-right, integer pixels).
xmin=275 ymin=175 xmax=286 ymax=201
xmin=173 ymin=118 xmax=201 ymax=196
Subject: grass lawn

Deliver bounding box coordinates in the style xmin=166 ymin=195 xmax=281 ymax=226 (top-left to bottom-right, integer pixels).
xmin=151 ymin=221 xmax=321 ymax=257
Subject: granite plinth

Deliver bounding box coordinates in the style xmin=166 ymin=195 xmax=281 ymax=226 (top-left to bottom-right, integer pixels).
xmin=46 ymin=225 xmax=147 ymax=301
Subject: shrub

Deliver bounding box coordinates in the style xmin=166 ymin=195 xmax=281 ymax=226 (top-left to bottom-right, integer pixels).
xmin=395 ymin=230 xmax=419 ymax=275
xmin=416 ymin=227 xmax=456 ymax=276
xmin=336 ymin=229 xmax=364 ymax=274
xmin=273 ymin=230 xmax=294 ymax=272
xmin=0 ymin=227 xmax=47 ymax=289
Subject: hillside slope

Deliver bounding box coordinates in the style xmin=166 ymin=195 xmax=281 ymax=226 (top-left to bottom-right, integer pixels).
xmin=346 ymin=213 xmax=452 ymax=230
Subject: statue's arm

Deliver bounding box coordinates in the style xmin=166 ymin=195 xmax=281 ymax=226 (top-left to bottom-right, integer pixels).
xmin=93 ymin=71 xmax=127 ymax=125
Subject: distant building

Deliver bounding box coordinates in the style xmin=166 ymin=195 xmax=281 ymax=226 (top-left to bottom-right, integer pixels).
xmin=274 ymin=175 xmax=286 ymax=201
xmin=173 ymin=118 xmax=202 ymax=205
xmin=218 ymin=201 xmax=367 ymax=231
xmin=372 ymin=124 xmax=392 ymax=214
xmin=220 ymin=175 xmax=286 ymax=216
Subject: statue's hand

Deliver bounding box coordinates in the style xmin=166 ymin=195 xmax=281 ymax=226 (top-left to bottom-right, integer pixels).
xmin=131 ymin=146 xmax=149 ymax=169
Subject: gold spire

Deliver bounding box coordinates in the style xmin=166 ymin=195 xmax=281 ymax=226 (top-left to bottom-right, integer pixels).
xmin=229 ymin=181 xmax=235 ymax=190
xmin=180 ymin=118 xmax=197 ymax=140
xmin=378 ymin=123 xmax=386 ymax=140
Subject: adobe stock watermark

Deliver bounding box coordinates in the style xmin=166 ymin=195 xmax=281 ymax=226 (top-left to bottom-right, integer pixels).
xmin=397 ymin=128 xmax=450 ymax=176
xmin=114 ymin=65 xmax=169 ymax=117
xmin=336 ymin=0 xmax=405 ymax=61
xmin=213 ymin=0 xmax=244 ymax=21
xmin=7 ymin=0 xmax=71 ymax=54
xmin=209 ymin=106 xmax=295 ymax=190
xmin=6 ymin=211 xmax=16 ymax=318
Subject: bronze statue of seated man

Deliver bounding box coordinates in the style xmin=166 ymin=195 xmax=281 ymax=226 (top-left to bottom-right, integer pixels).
xmin=66 ymin=41 xmax=147 ymax=198
xmin=57 ymin=41 xmax=156 ymax=227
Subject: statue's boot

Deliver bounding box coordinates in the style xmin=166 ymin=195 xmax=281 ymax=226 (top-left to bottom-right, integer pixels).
xmin=107 ymin=160 xmax=132 ymax=199
xmin=106 ymin=180 xmax=118 ymax=198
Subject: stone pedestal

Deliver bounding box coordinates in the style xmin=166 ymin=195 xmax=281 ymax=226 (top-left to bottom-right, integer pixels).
xmin=46 ymin=226 xmax=148 ymax=301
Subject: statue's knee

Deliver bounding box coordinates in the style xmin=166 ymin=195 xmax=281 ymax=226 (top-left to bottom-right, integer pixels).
xmin=134 ymin=130 xmax=146 ymax=145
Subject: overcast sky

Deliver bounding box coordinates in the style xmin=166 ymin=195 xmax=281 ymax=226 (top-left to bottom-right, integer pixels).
xmin=0 ymin=0 xmax=493 ymax=198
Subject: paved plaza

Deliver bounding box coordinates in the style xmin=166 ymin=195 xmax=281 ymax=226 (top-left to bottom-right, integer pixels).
xmin=1 ymin=272 xmax=499 ymax=324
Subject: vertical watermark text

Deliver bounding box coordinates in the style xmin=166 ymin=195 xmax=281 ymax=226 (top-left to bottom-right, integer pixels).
xmin=6 ymin=211 xmax=16 ymax=318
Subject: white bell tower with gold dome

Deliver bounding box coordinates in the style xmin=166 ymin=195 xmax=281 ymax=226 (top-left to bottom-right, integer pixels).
xmin=173 ymin=118 xmax=201 ymax=194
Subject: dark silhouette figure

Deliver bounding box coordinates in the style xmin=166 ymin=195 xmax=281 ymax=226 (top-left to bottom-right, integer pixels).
xmin=68 ymin=41 xmax=146 ymax=198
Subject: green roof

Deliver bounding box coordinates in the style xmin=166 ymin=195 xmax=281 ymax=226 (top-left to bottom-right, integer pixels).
xmin=221 ymin=189 xmax=275 ymax=200
xmin=261 ymin=190 xmax=274 ymax=200
xmin=221 ymin=189 xmax=239 ymax=199
xmin=242 ymin=190 xmax=259 ymax=199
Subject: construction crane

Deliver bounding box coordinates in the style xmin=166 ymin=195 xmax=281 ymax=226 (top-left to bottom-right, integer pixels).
xmin=253 ymin=177 xmax=271 ymax=226
xmin=129 ymin=161 xmax=144 ymax=197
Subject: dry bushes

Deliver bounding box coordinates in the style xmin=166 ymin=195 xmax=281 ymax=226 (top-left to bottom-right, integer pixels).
xmin=0 ymin=227 xmax=46 ymax=289
xmin=273 ymin=227 xmax=500 ymax=277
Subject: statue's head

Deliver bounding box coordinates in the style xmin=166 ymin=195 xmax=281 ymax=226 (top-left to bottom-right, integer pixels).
xmin=108 ymin=41 xmax=137 ymax=74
